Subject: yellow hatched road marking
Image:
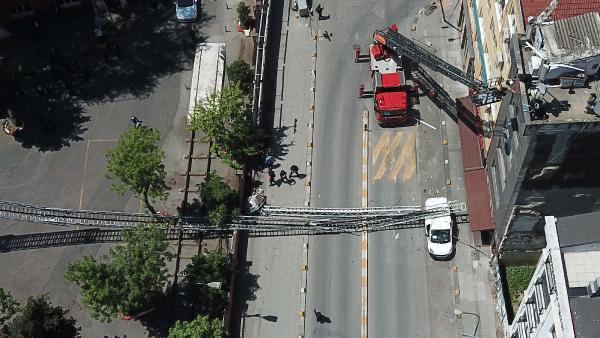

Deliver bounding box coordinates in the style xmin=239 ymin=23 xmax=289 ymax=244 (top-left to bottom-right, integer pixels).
xmin=374 ymin=132 xmax=403 ymax=180
xmin=402 ymin=150 xmax=417 ymax=180
xmin=372 ymin=132 xmax=390 ymax=164
xmin=390 ymin=132 xmax=415 ymax=181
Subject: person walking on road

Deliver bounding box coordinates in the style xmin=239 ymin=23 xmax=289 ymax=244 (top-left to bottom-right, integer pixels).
xmin=265 ymin=154 xmax=275 ymax=168
xmin=268 ymin=169 xmax=276 ymax=186
xmin=280 ymin=170 xmax=288 ymax=184
xmin=290 ymin=165 xmax=299 ymax=177
xmin=129 ymin=116 xmax=142 ymax=126
xmin=315 ymin=4 xmax=323 ymax=20
xmin=315 ymin=4 xmax=330 ymax=20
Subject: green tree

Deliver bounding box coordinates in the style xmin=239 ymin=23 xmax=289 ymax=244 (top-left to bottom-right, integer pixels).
xmin=227 ymin=59 xmax=253 ymax=93
xmin=7 ymin=295 xmax=80 ymax=338
xmin=198 ymin=172 xmax=239 ymax=226
xmin=0 ymin=288 xmax=18 ymax=326
xmin=236 ymin=1 xmax=251 ymax=28
xmin=168 ymin=314 xmax=224 ymax=338
xmin=65 ymin=225 xmax=173 ymax=322
xmin=188 ymin=84 xmax=258 ymax=169
xmin=183 ymin=250 xmax=232 ymax=313
xmin=106 ymin=126 xmax=169 ymax=214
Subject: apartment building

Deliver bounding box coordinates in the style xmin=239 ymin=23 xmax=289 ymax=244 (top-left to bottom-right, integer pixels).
xmin=506 ymin=215 xmax=600 ymax=338
xmin=461 ymin=0 xmax=525 ymax=150
xmin=459 ymin=0 xmax=600 ymax=252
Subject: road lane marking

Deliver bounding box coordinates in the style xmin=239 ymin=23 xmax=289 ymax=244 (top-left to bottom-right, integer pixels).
xmin=372 ymin=131 xmax=416 ymax=182
xmin=391 ymin=132 xmax=416 ymax=181
xmin=79 ymin=139 xmax=117 ymax=212
xmin=361 ymin=110 xmax=369 ymax=338
xmin=373 ymin=136 xmax=393 ymax=180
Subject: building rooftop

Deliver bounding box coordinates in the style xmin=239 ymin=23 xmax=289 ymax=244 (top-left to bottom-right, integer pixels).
xmin=521 ymin=0 xmax=600 ymax=22
xmin=540 ymin=12 xmax=600 ymax=63
xmin=529 ymin=84 xmax=600 ymax=124
xmin=555 ymin=212 xmax=600 ymax=338
xmin=570 ymin=297 xmax=600 ymax=338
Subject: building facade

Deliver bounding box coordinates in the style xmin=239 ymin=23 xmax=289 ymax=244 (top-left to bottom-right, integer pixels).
xmin=507 ymin=215 xmax=600 ymax=338
xmin=461 ymin=0 xmax=525 ymax=151
xmin=460 ymin=0 xmax=600 ymax=252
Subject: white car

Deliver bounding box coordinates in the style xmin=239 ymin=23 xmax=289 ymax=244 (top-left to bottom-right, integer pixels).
xmin=175 ymin=0 xmax=198 ymax=22
xmin=424 ymin=197 xmax=454 ymax=259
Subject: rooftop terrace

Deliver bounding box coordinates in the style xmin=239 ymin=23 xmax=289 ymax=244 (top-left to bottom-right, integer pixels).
xmin=529 ymin=83 xmax=600 ymax=124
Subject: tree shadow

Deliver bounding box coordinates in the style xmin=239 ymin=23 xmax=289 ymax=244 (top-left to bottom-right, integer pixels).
xmin=0 ymin=0 xmax=213 ymax=151
xmin=268 ymin=126 xmax=292 ymax=160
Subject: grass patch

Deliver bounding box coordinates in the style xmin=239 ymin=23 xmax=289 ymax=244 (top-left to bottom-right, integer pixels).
xmin=506 ymin=265 xmax=536 ymax=313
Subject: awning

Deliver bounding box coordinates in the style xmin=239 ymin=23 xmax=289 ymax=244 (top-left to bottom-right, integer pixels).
xmin=457 ymin=97 xmax=495 ymax=232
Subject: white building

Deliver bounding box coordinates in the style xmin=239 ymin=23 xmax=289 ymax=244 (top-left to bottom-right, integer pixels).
xmin=508 ymin=214 xmax=600 ymax=338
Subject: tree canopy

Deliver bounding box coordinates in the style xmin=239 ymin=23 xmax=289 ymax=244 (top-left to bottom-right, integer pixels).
xmin=0 ymin=288 xmax=18 ymax=327
xmin=65 ymin=225 xmax=173 ymax=322
xmin=227 ymin=59 xmax=253 ymax=93
xmin=182 ymin=250 xmax=232 ymax=314
xmin=106 ymin=126 xmax=169 ymax=214
xmin=236 ymin=2 xmax=251 ymax=28
xmin=188 ymin=84 xmax=258 ymax=169
xmin=168 ymin=314 xmax=224 ymax=338
xmin=198 ymin=172 xmax=239 ymax=226
xmin=7 ymin=295 xmax=80 ymax=338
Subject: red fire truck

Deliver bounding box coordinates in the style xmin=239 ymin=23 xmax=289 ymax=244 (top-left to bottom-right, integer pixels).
xmin=369 ymin=25 xmax=418 ymax=126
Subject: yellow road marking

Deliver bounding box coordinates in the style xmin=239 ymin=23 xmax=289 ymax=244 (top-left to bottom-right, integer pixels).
xmin=390 ymin=132 xmax=415 ymax=181
xmin=374 ymin=132 xmax=402 ymax=180
xmin=402 ymin=151 xmax=417 ymax=181
xmin=372 ymin=132 xmax=390 ymax=164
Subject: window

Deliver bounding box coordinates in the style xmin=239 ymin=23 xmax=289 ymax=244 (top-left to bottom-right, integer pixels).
xmin=491 ymin=164 xmax=500 ymax=206
xmin=497 ymin=147 xmax=506 ymax=188
xmin=13 ymin=3 xmax=33 ymax=15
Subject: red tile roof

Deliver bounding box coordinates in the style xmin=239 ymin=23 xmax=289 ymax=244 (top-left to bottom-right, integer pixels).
xmin=521 ymin=0 xmax=600 ymax=22
xmin=457 ymin=97 xmax=495 ymax=232
xmin=521 ymin=0 xmax=551 ymax=22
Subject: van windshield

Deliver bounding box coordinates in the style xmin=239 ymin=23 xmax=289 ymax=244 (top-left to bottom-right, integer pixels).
xmin=431 ymin=230 xmax=451 ymax=243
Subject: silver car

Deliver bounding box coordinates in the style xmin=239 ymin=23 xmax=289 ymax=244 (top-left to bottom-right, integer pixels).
xmin=175 ymin=0 xmax=198 ymax=22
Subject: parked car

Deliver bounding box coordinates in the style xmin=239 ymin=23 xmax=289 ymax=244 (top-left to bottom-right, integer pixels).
xmin=424 ymin=197 xmax=454 ymax=259
xmin=175 ymin=0 xmax=198 ymax=22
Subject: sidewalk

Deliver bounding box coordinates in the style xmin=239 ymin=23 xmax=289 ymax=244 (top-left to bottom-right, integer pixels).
xmin=414 ymin=2 xmax=500 ymax=337
xmin=237 ymin=0 xmax=315 ymax=337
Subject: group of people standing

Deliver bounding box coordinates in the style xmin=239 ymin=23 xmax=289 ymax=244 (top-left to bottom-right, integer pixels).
xmin=264 ymin=154 xmax=301 ymax=186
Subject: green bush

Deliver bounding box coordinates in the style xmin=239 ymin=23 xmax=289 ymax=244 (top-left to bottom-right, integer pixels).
xmin=506 ymin=265 xmax=536 ymax=311
xmin=237 ymin=2 xmax=251 ymax=28
xmin=227 ymin=59 xmax=253 ymax=93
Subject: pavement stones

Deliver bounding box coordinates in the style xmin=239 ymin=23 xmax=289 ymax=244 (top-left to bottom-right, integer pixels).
xmin=240 ymin=1 xmax=315 ymax=337
xmin=414 ymin=2 xmax=500 ymax=338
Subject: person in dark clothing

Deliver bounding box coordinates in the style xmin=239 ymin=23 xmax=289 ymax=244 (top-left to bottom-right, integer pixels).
xmin=290 ymin=165 xmax=299 ymax=177
xmin=280 ymin=170 xmax=288 ymax=183
xmin=315 ymin=4 xmax=323 ymax=20
xmin=268 ymin=169 xmax=276 ymax=186
xmin=129 ymin=116 xmax=142 ymax=126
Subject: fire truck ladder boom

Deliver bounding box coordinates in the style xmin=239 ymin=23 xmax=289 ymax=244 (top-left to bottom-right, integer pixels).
xmin=374 ymin=27 xmax=484 ymax=90
xmin=0 ymin=200 xmax=466 ymax=234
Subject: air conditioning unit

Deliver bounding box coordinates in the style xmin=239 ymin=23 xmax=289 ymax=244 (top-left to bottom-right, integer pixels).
xmin=503 ymin=28 xmax=510 ymax=43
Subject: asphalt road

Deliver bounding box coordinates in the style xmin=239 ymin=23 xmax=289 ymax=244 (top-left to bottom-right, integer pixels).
xmin=307 ymin=0 xmax=459 ymax=337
